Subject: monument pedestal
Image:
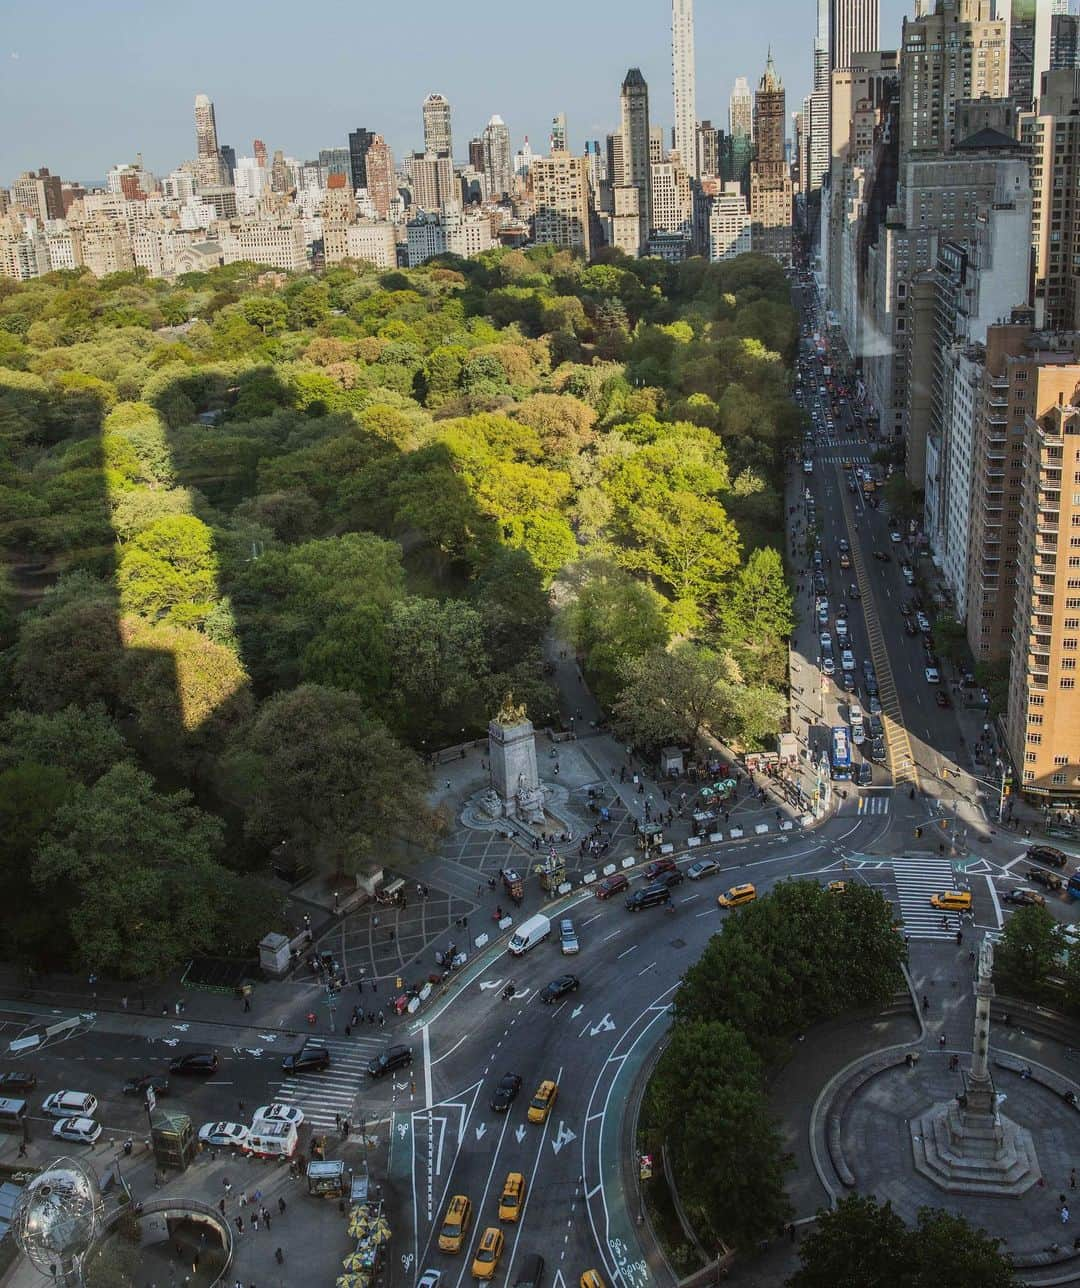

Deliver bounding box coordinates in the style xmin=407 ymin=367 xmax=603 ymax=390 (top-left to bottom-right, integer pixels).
xmin=912 ymin=1101 xmax=1040 ymax=1195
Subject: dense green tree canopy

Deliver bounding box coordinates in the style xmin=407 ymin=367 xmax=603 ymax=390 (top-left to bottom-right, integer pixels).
xmin=789 ymin=1196 xmax=1018 ymax=1288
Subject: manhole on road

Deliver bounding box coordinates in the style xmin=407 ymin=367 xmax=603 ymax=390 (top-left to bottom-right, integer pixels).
xmin=669 ymin=938 xmax=687 ymax=949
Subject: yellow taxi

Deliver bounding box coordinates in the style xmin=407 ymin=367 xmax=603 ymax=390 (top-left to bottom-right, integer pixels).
xmin=581 ymin=1272 xmax=607 ymax=1288
xmin=929 ymin=890 xmax=972 ymax=912
xmin=527 ymin=1079 xmax=559 ymax=1124
xmin=498 ymin=1171 xmax=525 ymax=1222
xmin=437 ymin=1194 xmax=472 ymax=1253
xmin=717 ymin=883 xmax=757 ymax=909
xmin=471 ymin=1226 xmax=504 ymax=1280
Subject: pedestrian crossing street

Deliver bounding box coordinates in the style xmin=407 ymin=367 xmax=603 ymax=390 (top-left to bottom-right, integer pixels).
xmin=892 ymin=855 xmax=964 ymax=940
xmin=272 ymin=1035 xmax=388 ymax=1130
xmin=856 ymin=794 xmax=890 ymax=816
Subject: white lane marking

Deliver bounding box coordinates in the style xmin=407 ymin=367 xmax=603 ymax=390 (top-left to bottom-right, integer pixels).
xmin=987 ymin=875 xmax=1004 ymax=928
xmin=637 ymin=962 xmax=657 ymax=976
xmin=616 ymin=945 xmax=637 ymax=959
xmin=423 ymin=1024 xmax=432 ymax=1109
xmin=430 ymin=1032 xmax=468 ymax=1069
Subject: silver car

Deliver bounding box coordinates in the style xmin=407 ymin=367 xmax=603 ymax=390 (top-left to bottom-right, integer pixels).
xmin=560 ymin=918 xmax=579 ymax=955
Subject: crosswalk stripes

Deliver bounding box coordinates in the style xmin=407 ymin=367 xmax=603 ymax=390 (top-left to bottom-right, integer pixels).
xmin=271 ymin=1035 xmax=389 ymax=1130
xmin=892 ymin=855 xmax=963 ymax=940
xmin=856 ymin=794 xmax=890 ymax=816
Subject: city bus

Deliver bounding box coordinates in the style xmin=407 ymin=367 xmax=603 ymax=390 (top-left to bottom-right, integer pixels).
xmin=831 ymin=726 xmax=852 ymax=780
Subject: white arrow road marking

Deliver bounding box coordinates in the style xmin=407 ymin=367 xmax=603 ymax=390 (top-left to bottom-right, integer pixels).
xmin=479 ymin=979 xmax=504 ymax=991
xmin=589 ymin=1013 xmax=616 ymax=1037
xmin=550 ymin=1120 xmax=577 ymax=1156
xmin=571 ymin=1005 xmax=584 ymax=1019
xmin=515 ymin=1125 xmax=526 ymax=1143
xmin=257 ymin=1033 xmax=278 ymax=1042
xmin=475 ymin=1122 xmax=487 ymax=1140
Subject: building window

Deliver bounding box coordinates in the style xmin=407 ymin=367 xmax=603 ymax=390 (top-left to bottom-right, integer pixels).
xmin=1053 ymin=773 xmax=1068 ymax=785
xmin=1064 ymin=677 xmax=1077 ymax=688
xmin=1028 ymin=734 xmax=1043 ymax=745
xmin=1032 ymin=694 xmax=1045 ymax=705
xmin=1027 ymin=752 xmax=1038 ymax=762
xmin=1055 ymin=755 xmax=1069 ymax=765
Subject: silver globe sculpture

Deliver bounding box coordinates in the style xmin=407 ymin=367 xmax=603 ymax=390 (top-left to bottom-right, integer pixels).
xmin=11 ymin=1157 xmax=104 ymax=1286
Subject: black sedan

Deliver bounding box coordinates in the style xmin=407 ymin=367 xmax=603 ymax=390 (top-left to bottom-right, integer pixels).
xmin=539 ymin=975 xmax=580 ymax=1005
xmin=0 ymin=1071 xmax=37 ymax=1092
xmin=490 ymin=1073 xmax=523 ymax=1112
xmin=283 ymin=1044 xmax=331 ymax=1073
xmin=168 ymin=1051 xmax=219 ymax=1076
xmin=123 ymin=1073 xmax=170 ymax=1097
xmin=872 ymin=551 xmax=891 ymax=562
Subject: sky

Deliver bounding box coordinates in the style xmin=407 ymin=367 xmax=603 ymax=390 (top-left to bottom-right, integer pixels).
xmin=1 ymin=0 xmax=911 ymax=184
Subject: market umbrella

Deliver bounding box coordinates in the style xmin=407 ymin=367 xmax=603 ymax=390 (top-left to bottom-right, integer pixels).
xmin=348 ymin=1206 xmax=372 ymax=1238
xmin=368 ymin=1215 xmax=392 ymax=1244
xmin=336 ymin=1275 xmax=369 ymax=1288
xmin=341 ymin=1253 xmax=371 ymax=1272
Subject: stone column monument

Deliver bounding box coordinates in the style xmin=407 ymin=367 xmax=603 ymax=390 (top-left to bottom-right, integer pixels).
xmin=911 ymin=934 xmax=1040 ymax=1194
xmin=484 ymin=696 xmax=546 ymax=825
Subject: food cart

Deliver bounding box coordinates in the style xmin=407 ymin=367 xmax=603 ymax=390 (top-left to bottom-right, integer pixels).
xmin=307 ymin=1159 xmax=347 ymax=1198
xmin=501 ymin=867 xmax=524 ymax=903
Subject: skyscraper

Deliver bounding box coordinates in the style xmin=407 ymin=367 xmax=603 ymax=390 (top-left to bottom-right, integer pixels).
xmin=749 ymin=52 xmax=793 ymax=265
xmin=1006 ymin=0 xmax=1055 ymax=108
xmin=829 ymin=0 xmax=880 ymax=74
xmin=1022 ymin=68 xmax=1080 ymax=328
xmin=729 ymin=76 xmax=753 ymax=141
xmin=423 ymin=93 xmax=453 ymax=158
xmin=349 ymin=128 xmax=376 ymax=191
xmin=194 ymin=93 xmax=225 ymax=186
xmin=550 ymin=113 xmax=567 ymax=153
xmin=482 ymin=115 xmax=512 ymax=198
xmin=253 ymin=139 xmax=267 ymax=169
xmin=672 ymin=0 xmax=698 ymax=177
xmin=807 ymin=0 xmax=832 ymax=193
xmin=365 ymin=136 xmax=395 ymax=219
xmin=612 ymin=68 xmax=652 ymax=256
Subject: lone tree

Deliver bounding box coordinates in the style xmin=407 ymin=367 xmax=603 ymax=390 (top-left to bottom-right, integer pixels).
xmin=788 ymin=1195 xmax=1019 ymax=1287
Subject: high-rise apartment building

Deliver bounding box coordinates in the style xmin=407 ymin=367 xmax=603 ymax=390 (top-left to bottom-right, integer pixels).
xmin=423 ymin=93 xmax=453 ymax=158
xmin=899 ymin=1 xmax=1008 ymax=158
xmin=696 ymin=121 xmax=721 ymax=177
xmin=10 ymin=169 xmax=63 ymax=223
xmin=365 ymin=136 xmax=395 ymax=219
xmin=482 ymin=116 xmax=513 ymax=198
xmin=253 ymin=139 xmax=267 ymax=169
xmin=696 ymin=181 xmax=752 ymax=259
xmin=829 ymin=0 xmax=880 ymax=74
xmin=532 ymin=151 xmax=591 ymax=257
xmin=1005 ymin=336 xmax=1080 ymax=803
xmin=468 ymin=138 xmax=485 ymax=173
xmin=672 ymin=0 xmax=698 ymax=177
xmin=650 ymin=159 xmax=692 ymax=239
xmin=1022 ymin=68 xmax=1080 ymax=330
xmin=612 ymin=68 xmax=652 ymax=256
xmin=409 ymin=151 xmax=456 ymax=212
xmin=749 ymin=53 xmax=793 ymax=265
xmin=348 ymin=128 xmax=376 ymax=191
xmin=730 ymin=76 xmax=753 ymax=142
xmin=194 ymin=93 xmax=225 ymax=186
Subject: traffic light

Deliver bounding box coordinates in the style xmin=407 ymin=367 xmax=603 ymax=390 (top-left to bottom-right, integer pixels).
xmin=914 ymin=826 xmax=923 ymax=839
xmin=939 ymin=819 xmax=950 ymax=830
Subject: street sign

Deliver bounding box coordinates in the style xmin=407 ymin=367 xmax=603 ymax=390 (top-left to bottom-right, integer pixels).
xmin=639 ymin=1153 xmax=653 ymax=1181
xmin=145 ymin=1087 xmax=156 ymax=1114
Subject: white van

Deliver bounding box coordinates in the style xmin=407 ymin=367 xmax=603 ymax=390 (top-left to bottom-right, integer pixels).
xmin=508 ymin=914 xmax=551 ymax=956
xmin=244 ymin=1120 xmax=298 ymax=1159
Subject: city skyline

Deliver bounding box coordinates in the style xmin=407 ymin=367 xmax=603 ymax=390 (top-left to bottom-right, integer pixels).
xmin=1 ymin=0 xmax=910 ymax=181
